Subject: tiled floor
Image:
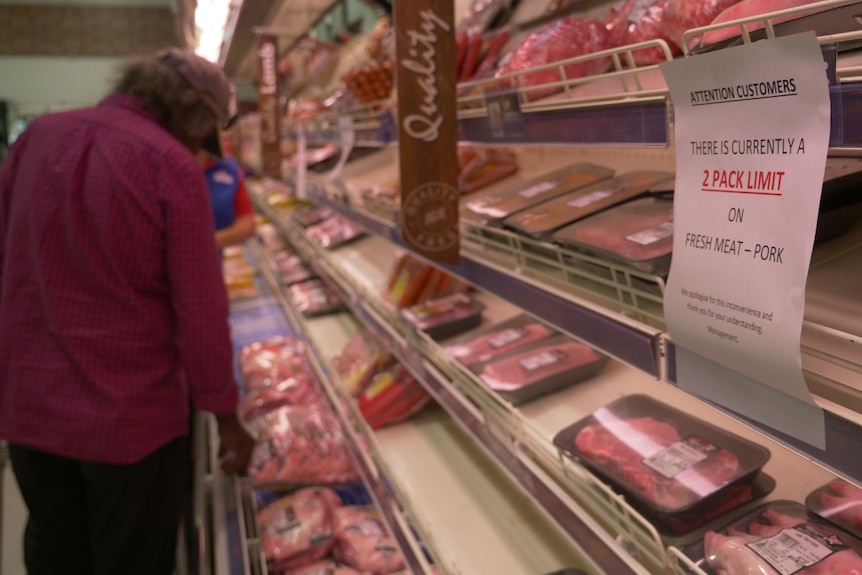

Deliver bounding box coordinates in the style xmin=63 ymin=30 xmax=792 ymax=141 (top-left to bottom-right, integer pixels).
xmin=2 ymin=460 xmax=26 ymax=575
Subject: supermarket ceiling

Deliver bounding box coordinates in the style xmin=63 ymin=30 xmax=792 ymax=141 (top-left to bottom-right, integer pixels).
xmin=0 ymin=0 xmax=192 ymax=56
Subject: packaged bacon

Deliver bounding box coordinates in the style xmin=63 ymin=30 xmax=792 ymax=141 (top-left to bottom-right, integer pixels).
xmin=552 ymin=193 xmax=674 ymax=277
xmin=504 ymin=170 xmax=671 ymax=238
xmin=462 ymin=163 xmax=614 ymax=225
xmin=554 ymin=395 xmax=771 ymax=531
xmin=807 ymin=478 xmax=862 ymax=540
xmin=400 ymin=292 xmax=485 ymax=340
xmin=479 ymin=335 xmax=608 ymax=403
xmin=444 ymin=314 xmax=558 ymax=367
xmin=685 ymin=500 xmax=862 ymax=574
xmin=495 ymin=17 xmax=612 ymax=102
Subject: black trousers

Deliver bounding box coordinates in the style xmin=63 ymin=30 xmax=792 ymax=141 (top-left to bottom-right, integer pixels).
xmin=9 ymin=436 xmax=189 ymax=575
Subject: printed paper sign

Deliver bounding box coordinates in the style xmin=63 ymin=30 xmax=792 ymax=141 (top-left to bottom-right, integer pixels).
xmin=660 ymin=33 xmax=829 ymax=447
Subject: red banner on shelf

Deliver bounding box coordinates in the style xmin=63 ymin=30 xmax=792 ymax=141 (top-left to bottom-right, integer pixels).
xmin=257 ymin=33 xmax=282 ymax=180
xmin=394 ymin=0 xmax=460 ymax=265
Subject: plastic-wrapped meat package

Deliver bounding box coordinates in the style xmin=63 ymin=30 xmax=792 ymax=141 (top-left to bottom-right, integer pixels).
xmin=605 ymin=0 xmax=681 ymax=64
xmin=701 ymin=0 xmax=826 ymax=47
xmin=306 ymin=215 xmax=366 ymax=249
xmin=331 ymin=330 xmax=391 ymax=396
xmin=291 ymin=205 xmax=334 ymax=228
xmin=332 ymin=506 xmax=405 ymax=574
xmin=470 ymin=27 xmax=512 ymax=80
xmin=445 ymin=314 xmax=557 ymax=367
xmin=258 ymin=487 xmax=341 ymax=572
xmin=458 ymin=146 xmax=519 ymax=194
xmin=358 ymin=364 xmax=431 ymax=430
xmin=283 ymin=563 xmax=363 ymax=575
xmin=240 ymin=374 xmax=324 ymax=422
xmin=239 ymin=337 xmax=310 ymax=391
xmin=288 ymin=279 xmax=345 ymax=317
xmin=386 ymin=253 xmax=434 ymax=309
xmin=662 ymin=0 xmax=744 ymax=48
xmin=807 ymin=479 xmax=862 ymax=539
xmin=700 ymin=501 xmax=862 ymax=575
xmin=248 ymin=406 xmax=360 ymax=487
xmin=496 ymin=17 xmax=611 ymax=102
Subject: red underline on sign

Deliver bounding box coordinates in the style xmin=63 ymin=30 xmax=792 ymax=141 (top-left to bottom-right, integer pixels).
xmin=701 ymin=188 xmax=783 ymax=197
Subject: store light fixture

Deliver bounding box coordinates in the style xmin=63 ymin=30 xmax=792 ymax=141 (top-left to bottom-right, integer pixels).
xmin=195 ymin=0 xmax=235 ymax=63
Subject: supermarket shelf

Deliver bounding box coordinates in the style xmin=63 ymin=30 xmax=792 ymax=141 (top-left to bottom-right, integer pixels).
xmin=253 ymin=194 xmax=854 ymax=575
xmin=301 ymin=186 xmax=665 ymax=377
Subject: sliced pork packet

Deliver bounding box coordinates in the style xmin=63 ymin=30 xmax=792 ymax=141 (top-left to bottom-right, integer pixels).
xmin=443 ymin=313 xmax=559 ymax=368
xmin=553 ymin=394 xmax=770 ymax=530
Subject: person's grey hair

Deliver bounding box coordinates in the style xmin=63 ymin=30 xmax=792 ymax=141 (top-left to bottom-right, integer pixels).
xmin=112 ymin=53 xmax=218 ymax=153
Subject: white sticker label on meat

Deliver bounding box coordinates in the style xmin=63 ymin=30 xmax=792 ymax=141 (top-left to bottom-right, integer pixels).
xmin=519 ymin=180 xmax=559 ymax=198
xmin=519 ymin=349 xmax=564 ymax=371
xmin=626 ymin=221 xmax=673 ymax=245
xmin=270 ymin=505 xmax=300 ymax=536
xmin=566 ymin=188 xmax=617 ymax=208
xmin=746 ymin=525 xmax=844 ymax=575
xmin=642 ymin=439 xmax=709 ymax=478
xmin=488 ymin=327 xmax=527 ymax=349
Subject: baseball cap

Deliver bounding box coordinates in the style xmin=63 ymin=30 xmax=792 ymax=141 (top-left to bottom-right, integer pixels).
xmin=158 ymin=48 xmax=237 ymax=157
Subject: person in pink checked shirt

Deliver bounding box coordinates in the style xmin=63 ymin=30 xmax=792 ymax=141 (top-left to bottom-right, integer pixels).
xmin=0 ymin=49 xmax=255 ymax=575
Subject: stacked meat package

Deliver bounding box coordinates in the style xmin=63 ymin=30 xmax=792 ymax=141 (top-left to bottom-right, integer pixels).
xmin=445 ymin=314 xmax=608 ymax=404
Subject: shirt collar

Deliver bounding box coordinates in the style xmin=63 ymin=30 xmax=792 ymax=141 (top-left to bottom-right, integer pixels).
xmin=98 ymin=93 xmax=159 ymax=123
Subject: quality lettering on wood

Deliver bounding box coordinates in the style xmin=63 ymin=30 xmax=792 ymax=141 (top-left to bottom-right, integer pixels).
xmin=395 ymin=1 xmax=459 ymax=264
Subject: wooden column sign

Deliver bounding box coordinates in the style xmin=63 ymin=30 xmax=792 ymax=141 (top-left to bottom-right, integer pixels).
xmin=257 ymin=33 xmax=282 ymax=180
xmin=394 ymin=0 xmax=460 ymax=264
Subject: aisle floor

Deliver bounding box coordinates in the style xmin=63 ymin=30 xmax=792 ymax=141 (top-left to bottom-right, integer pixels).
xmin=2 ymin=462 xmax=26 ymax=575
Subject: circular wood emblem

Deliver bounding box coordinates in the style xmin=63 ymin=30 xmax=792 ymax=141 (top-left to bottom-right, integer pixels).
xmin=401 ymin=182 xmax=459 ymax=252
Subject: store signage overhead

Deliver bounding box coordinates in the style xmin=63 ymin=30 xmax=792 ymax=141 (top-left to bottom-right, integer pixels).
xmin=394 ymin=0 xmax=460 ymax=264
xmin=660 ymin=33 xmax=830 ymax=448
xmin=257 ymin=33 xmax=282 ymax=181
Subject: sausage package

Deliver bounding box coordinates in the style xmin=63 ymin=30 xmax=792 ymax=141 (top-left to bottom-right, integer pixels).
xmin=461 ymin=163 xmax=614 ymax=225
xmin=553 ymin=394 xmax=772 ymax=534
xmin=444 ymin=314 xmax=559 ymax=368
xmin=478 ymin=335 xmax=609 ymax=404
xmin=503 ymin=170 xmax=672 ymax=238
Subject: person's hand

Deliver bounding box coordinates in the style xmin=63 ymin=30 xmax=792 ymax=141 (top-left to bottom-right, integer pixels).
xmin=215 ymin=412 xmax=256 ymax=475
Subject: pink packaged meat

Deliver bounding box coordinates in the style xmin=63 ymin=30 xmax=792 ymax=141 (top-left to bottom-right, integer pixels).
xmin=605 ymin=0 xmax=682 ymax=64
xmin=239 ymin=375 xmax=324 ymax=422
xmin=662 ymin=0 xmax=744 ymax=48
xmin=807 ymin=479 xmax=862 ymax=540
xmin=288 ymin=279 xmax=345 ymax=317
xmin=332 ymin=506 xmax=405 ymax=574
xmin=239 ymin=337 xmax=310 ymax=391
xmin=495 ymin=17 xmax=612 ymax=102
xmin=552 ymin=194 xmax=674 ymax=276
xmin=699 ymin=0 xmax=831 ymax=48
xmin=400 ymin=292 xmax=485 ymax=340
xmin=479 ymin=335 xmax=608 ymax=404
xmin=554 ymin=395 xmax=771 ymax=529
xmin=258 ymin=487 xmax=341 ymax=572
xmin=306 ymin=215 xmax=366 ymax=249
xmin=503 ymin=170 xmax=671 ymax=238
xmin=462 ymin=163 xmax=614 ymax=224
xmin=686 ymin=500 xmax=862 ymax=575
xmin=331 ymin=329 xmax=391 ymax=396
xmin=444 ymin=314 xmax=557 ymax=367
xmin=248 ymin=406 xmax=360 ymax=487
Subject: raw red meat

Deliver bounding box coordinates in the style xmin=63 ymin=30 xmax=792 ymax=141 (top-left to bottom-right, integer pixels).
xmin=701 ymin=0 xmax=826 ymax=46
xmin=446 ymin=321 xmax=554 ymax=366
xmin=496 ymin=17 xmax=611 ymax=102
xmin=480 ymin=341 xmax=604 ymax=390
xmin=662 ymin=0 xmax=744 ymax=49
xmin=239 ymin=337 xmax=309 ymax=391
xmin=819 ymin=480 xmax=862 ymax=531
xmin=258 ymin=488 xmax=338 ymax=572
xmin=605 ymin=0 xmax=681 ymax=64
xmin=248 ymin=406 xmax=359 ymax=486
xmin=574 ymin=416 xmax=742 ymax=510
xmin=333 ymin=506 xmax=405 ymax=574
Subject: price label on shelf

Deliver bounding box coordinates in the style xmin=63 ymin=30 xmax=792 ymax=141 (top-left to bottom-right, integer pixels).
xmin=485 ymin=90 xmax=525 ymax=140
xmin=660 ymin=33 xmax=829 ymax=447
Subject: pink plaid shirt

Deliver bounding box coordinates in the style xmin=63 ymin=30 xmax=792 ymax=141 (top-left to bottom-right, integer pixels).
xmin=0 ymin=94 xmax=238 ymax=464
